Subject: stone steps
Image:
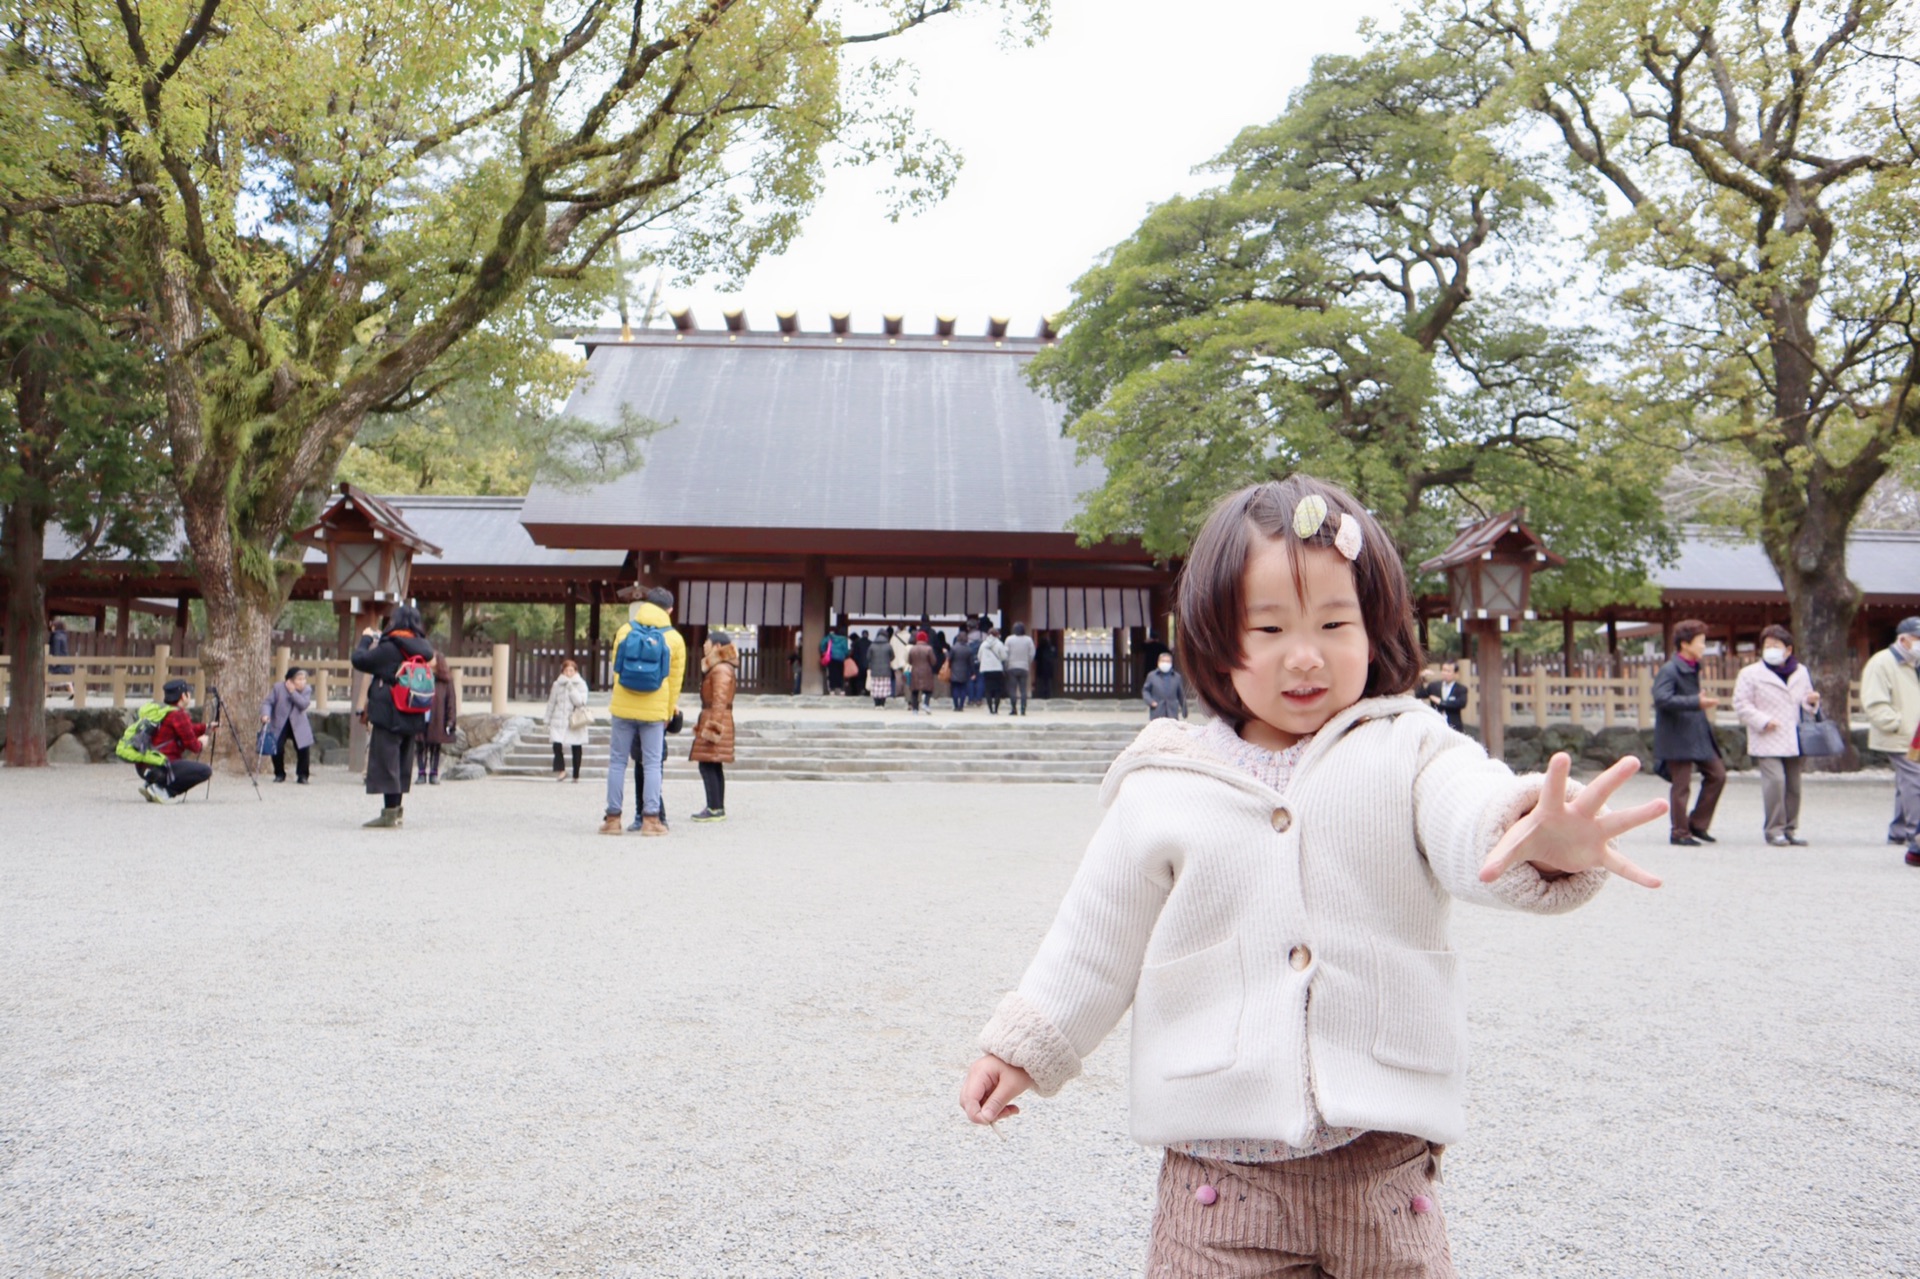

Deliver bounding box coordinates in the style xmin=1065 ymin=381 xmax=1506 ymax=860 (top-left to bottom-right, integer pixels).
xmin=491 ymin=716 xmax=1140 ymax=783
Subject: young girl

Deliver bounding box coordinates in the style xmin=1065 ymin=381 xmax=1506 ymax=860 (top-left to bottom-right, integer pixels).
xmin=960 ymin=476 xmax=1667 ymax=1278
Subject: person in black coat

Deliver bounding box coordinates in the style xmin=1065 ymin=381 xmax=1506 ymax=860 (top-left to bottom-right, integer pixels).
xmin=350 ymin=604 xmax=434 ymax=829
xmin=1653 ymin=619 xmax=1725 ymax=846
xmin=1420 ymin=660 xmax=1469 ymax=732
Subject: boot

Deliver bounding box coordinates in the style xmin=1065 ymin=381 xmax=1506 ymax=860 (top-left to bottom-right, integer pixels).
xmin=639 ymin=814 xmax=670 ymax=837
xmin=599 ymin=814 xmax=624 ymax=835
xmin=363 ymin=807 xmax=401 ymax=829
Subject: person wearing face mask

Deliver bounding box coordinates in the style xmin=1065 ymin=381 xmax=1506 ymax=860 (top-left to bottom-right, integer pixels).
xmin=1732 ymin=626 xmax=1822 ymax=846
xmin=1859 ymin=616 xmax=1920 ymax=865
xmin=1141 ymin=651 xmax=1187 ymax=721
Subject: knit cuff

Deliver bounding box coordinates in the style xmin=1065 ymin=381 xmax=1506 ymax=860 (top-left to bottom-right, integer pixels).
xmin=978 ymin=991 xmax=1082 ymax=1097
xmin=1479 ymin=774 xmax=1609 ymax=915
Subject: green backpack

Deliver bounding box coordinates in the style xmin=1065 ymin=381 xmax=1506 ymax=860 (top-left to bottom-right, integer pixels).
xmin=115 ymin=702 xmax=170 ymax=767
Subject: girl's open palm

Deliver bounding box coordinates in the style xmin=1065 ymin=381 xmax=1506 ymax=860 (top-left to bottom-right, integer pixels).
xmin=1479 ymin=752 xmax=1667 ymax=888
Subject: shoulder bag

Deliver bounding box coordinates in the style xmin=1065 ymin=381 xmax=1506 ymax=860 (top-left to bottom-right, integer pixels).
xmin=1796 ymin=708 xmax=1846 ymax=758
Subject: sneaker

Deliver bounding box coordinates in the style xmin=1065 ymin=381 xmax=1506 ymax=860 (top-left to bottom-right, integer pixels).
xmin=141 ymin=782 xmax=166 ymax=804
xmin=1783 ymin=835 xmax=1807 ymax=846
xmin=599 ymin=814 xmax=624 ymax=835
xmin=1669 ymin=834 xmax=1702 ymax=846
xmin=1689 ymin=829 xmax=1717 ymax=844
xmin=639 ymin=814 xmax=670 ymax=837
xmin=1907 ymin=846 xmax=1920 ymax=868
xmin=1765 ymin=836 xmax=1790 ymax=847
xmin=690 ymin=808 xmax=728 ymax=823
xmin=554 ymin=771 xmax=568 ymax=781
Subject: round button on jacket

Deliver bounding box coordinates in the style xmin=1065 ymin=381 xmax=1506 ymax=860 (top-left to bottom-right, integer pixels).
xmin=1288 ymin=944 xmax=1312 ymax=971
xmin=1270 ymin=807 xmax=1292 ymax=833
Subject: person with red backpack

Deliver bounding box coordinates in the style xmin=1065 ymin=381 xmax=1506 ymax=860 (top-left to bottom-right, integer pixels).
xmin=350 ymin=604 xmax=435 ymax=829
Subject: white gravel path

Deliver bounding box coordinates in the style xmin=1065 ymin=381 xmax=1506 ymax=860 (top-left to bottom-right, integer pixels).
xmin=1 ymin=763 xmax=1915 ymax=1278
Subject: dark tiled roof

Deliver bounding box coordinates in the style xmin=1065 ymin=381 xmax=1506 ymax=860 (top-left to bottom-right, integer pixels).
xmin=518 ymin=331 xmax=1103 ymax=541
xmin=1656 ymin=527 xmax=1920 ymax=599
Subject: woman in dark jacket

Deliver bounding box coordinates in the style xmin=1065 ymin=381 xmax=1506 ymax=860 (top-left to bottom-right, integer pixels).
xmin=418 ymin=653 xmax=459 ymax=786
xmin=350 ymin=605 xmax=434 ymax=828
xmin=907 ymin=630 xmax=938 ymax=715
xmin=946 ymin=631 xmax=977 ymax=712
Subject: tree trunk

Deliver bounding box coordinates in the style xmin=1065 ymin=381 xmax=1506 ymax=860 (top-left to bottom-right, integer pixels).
xmin=1777 ymin=504 xmax=1863 ymax=773
xmin=2 ymin=496 xmax=51 ymax=768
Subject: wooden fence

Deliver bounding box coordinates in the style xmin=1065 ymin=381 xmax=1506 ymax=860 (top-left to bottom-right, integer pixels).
xmin=2 ymin=645 xmax=511 ymax=715
xmin=1456 ymin=669 xmax=1865 ymax=731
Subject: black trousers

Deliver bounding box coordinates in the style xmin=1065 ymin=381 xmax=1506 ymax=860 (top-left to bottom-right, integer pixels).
xmin=417 ymin=742 xmax=442 ymax=778
xmin=272 ymin=725 xmax=310 ymax=781
xmin=552 ymin=742 xmax=583 ymax=778
xmin=141 ymin=760 xmax=211 ymax=797
xmin=699 ymin=761 xmax=726 ymax=811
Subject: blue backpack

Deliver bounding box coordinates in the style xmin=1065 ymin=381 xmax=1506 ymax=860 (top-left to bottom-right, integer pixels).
xmin=615 ymin=624 xmax=671 ymax=692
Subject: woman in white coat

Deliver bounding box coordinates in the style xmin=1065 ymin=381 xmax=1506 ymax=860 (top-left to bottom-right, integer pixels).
xmin=1732 ymin=624 xmax=1822 ymax=845
xmin=545 ymin=659 xmax=591 ymax=782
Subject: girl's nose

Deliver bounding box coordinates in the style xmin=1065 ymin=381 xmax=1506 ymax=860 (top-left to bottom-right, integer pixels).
xmin=1282 ymin=641 xmax=1324 ymax=673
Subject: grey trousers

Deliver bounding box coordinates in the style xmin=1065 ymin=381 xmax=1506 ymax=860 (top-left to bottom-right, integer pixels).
xmin=1890 ymin=756 xmax=1920 ymax=843
xmin=1754 ymin=756 xmax=1803 ymax=840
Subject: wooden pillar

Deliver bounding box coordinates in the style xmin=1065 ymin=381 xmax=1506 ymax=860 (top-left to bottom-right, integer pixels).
xmin=587 ymin=582 xmax=603 ymax=690
xmin=173 ymin=595 xmax=190 ymax=650
xmin=1418 ymin=613 xmax=1430 ymax=654
xmin=800 ymin=556 xmax=830 ymax=697
xmin=1003 ymin=559 xmax=1034 ymax=635
xmin=449 ymin=581 xmax=465 ymax=651
xmin=1659 ymin=607 xmax=1675 ymax=655
xmin=1607 ymin=615 xmax=1622 ymax=678
xmin=1562 ymin=611 xmax=1576 ymax=676
xmin=116 ymin=592 xmax=132 ymax=656
xmin=1473 ymin=623 xmax=1506 ymax=763
xmin=564 ymin=596 xmax=578 ymax=669
xmin=346 ymin=605 xmax=371 ymax=771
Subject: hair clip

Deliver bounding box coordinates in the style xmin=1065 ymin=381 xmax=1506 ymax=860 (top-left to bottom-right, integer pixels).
xmin=1334 ymin=513 xmax=1364 ymax=562
xmin=1292 ymin=495 xmax=1329 ymax=539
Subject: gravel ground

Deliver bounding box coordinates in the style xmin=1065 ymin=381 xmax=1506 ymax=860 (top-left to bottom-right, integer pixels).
xmin=1 ymin=762 xmax=1916 ymax=1278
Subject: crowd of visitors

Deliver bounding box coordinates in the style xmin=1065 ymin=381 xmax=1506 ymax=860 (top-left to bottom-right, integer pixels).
xmin=810 ymin=615 xmax=1042 ymax=715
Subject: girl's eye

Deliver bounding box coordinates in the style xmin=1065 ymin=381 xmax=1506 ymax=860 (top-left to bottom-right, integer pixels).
xmin=1253 ymin=626 xmax=1282 ymax=635
xmin=1323 ymin=621 xmax=1348 ymax=630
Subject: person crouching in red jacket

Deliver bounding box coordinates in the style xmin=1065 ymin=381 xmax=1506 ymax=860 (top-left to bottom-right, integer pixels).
xmin=140 ymin=679 xmax=213 ymax=803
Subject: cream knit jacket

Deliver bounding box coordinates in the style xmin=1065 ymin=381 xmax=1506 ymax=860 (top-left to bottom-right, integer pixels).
xmin=978 ymin=696 xmax=1608 ymax=1149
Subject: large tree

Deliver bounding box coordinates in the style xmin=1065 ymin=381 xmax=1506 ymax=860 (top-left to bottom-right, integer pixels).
xmin=1030 ymin=44 xmax=1672 ymax=597
xmin=0 ymin=218 xmax=169 ymax=767
xmin=1436 ymin=0 xmax=1920 ymax=738
xmin=3 ymin=0 xmax=1044 ymax=748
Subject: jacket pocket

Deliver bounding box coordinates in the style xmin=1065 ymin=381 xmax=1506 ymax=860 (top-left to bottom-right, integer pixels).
xmin=1137 ymin=935 xmax=1243 ymax=1079
xmin=1369 ymin=942 xmax=1463 ymax=1076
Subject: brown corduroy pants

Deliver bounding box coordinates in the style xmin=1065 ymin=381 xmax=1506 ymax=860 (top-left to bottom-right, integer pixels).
xmin=1146 ymin=1132 xmax=1455 ymax=1279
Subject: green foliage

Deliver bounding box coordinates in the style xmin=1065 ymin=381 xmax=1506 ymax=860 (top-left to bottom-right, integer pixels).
xmin=1426 ymin=0 xmax=1920 ymax=618
xmin=1032 ymin=42 xmax=1672 ymax=609
xmin=1 ymin=0 xmax=1043 ymax=697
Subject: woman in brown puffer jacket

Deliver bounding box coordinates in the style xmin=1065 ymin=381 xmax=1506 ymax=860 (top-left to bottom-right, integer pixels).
xmin=689 ymin=633 xmax=738 ymax=822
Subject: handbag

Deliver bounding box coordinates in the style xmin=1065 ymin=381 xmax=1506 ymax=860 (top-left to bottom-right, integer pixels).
xmin=1796 ymin=708 xmax=1846 ymax=758
xmin=256 ymin=726 xmax=278 ymax=757
xmin=842 ymin=656 xmax=859 ymax=679
xmin=666 ymin=710 xmax=684 ymax=735
xmin=937 ymin=659 xmax=950 ymax=682
xmin=568 ymin=705 xmax=591 ymax=731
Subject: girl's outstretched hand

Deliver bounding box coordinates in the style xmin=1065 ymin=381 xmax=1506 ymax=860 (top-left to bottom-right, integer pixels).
xmin=961 ymin=1054 xmax=1033 ymax=1125
xmin=1479 ymin=752 xmax=1667 ymax=888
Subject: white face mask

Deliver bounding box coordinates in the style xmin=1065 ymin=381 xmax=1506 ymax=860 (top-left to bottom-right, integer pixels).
xmin=1157 ymin=661 xmax=1173 ymax=673
xmin=1762 ymin=647 xmax=1786 ymax=666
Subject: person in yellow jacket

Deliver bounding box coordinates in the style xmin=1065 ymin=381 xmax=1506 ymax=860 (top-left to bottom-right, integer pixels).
xmin=600 ymin=587 xmax=688 ymax=837
xmin=1860 ymin=616 xmax=1920 ymax=864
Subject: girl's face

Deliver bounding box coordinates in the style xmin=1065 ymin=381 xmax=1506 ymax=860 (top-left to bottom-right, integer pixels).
xmin=1231 ymin=538 xmax=1372 ymax=751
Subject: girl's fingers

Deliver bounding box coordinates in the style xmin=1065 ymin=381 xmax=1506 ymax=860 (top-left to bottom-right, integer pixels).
xmin=1595 ymin=798 xmax=1669 ymax=839
xmin=1602 ymin=845 xmax=1663 ymax=889
xmin=1570 ymin=755 xmax=1640 ymax=816
xmin=1538 ymin=752 xmax=1571 ymax=813
xmin=1478 ymin=823 xmax=1531 ymax=882
xmin=980 ymin=1072 xmax=1027 ymax=1123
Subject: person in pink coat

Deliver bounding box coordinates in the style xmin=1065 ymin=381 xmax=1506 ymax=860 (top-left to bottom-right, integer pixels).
xmin=1732 ymin=624 xmax=1823 ymax=845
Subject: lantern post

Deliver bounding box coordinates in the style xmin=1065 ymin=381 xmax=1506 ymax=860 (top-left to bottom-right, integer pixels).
xmin=293 ymin=485 xmax=442 ymax=769
xmin=1419 ymin=513 xmax=1563 ymax=764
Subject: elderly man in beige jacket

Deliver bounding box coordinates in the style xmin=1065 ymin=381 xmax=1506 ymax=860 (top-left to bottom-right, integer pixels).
xmin=1859 ymin=616 xmax=1920 ymax=866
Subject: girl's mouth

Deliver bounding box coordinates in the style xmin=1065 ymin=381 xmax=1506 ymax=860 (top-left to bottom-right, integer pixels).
xmin=1281 ymin=686 xmax=1326 ymax=704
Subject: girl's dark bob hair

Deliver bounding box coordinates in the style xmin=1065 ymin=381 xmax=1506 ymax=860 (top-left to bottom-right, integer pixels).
xmin=1175 ymin=476 xmax=1423 ymax=728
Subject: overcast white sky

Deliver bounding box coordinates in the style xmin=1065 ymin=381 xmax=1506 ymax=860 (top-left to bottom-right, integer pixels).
xmin=647 ymin=0 xmax=1407 ymax=337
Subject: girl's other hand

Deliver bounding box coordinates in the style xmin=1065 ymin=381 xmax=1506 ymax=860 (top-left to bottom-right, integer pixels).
xmin=960 ymin=1054 xmax=1033 ymax=1125
xmin=1479 ymin=752 xmax=1667 ymax=889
